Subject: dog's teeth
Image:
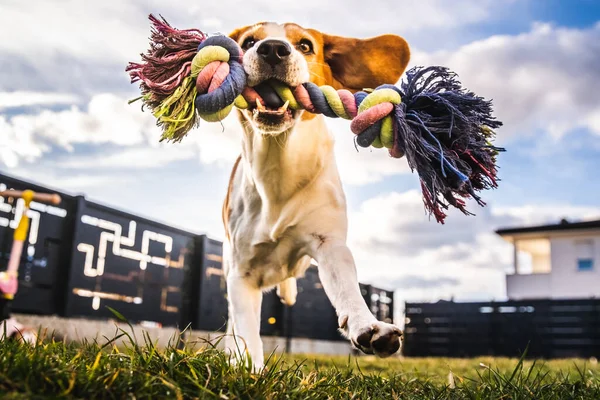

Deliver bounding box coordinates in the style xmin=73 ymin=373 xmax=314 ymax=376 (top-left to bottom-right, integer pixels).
xmin=277 ymin=100 xmax=290 ymax=114
xmin=256 ymin=98 xmax=266 ymax=112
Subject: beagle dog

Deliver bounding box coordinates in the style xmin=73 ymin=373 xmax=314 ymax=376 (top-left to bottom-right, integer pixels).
xmin=222 ymin=22 xmax=410 ymax=369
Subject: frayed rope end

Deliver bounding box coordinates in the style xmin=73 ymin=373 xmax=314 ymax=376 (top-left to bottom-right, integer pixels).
xmin=395 ymin=66 xmax=504 ymax=223
xmin=126 ymin=14 xmax=207 ymax=142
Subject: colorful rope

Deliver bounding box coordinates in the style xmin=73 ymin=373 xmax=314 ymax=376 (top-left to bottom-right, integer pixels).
xmin=127 ymin=15 xmax=505 ymax=223
xmin=131 ymin=34 xmax=404 ymax=156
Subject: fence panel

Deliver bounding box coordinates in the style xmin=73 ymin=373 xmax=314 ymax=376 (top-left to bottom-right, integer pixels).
xmin=1 ymin=172 xmax=394 ymax=344
xmin=189 ymin=236 xmax=229 ymax=331
xmin=288 ymin=268 xmax=341 ymax=341
xmin=64 ymin=199 xmax=194 ymax=327
xmin=404 ymin=299 xmax=600 ymax=358
xmin=361 ymin=284 xmax=394 ymax=325
xmin=0 ymin=175 xmax=76 ymax=315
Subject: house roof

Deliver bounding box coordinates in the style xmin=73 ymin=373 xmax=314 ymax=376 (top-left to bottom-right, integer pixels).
xmin=496 ymin=219 xmax=600 ymax=236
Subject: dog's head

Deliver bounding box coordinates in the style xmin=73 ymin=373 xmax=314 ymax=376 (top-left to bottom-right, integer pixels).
xmin=229 ymin=23 xmax=410 ymax=134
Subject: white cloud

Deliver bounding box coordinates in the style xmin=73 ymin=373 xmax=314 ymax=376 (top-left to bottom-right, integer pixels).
xmin=0 ymin=0 xmax=507 ymax=60
xmin=246 ymin=0 xmax=509 ymax=35
xmin=0 ymin=0 xmax=540 ymax=182
xmin=0 ymin=90 xmax=412 ymax=185
xmin=0 ymin=0 xmax=519 ymax=94
xmin=586 ymin=110 xmax=600 ymax=134
xmin=42 ymin=174 xmax=134 ymax=191
xmin=0 ymin=1 xmax=144 ymax=64
xmin=328 ymin=119 xmax=411 ymax=185
xmin=0 ymin=91 xmax=79 ymax=109
xmin=492 ymin=205 xmax=600 ymax=226
xmin=0 ymin=94 xmax=156 ymax=167
xmin=0 ymin=115 xmax=47 ymax=168
xmin=0 ymin=93 xmax=243 ymax=168
xmin=55 ymin=146 xmax=197 ymax=169
xmin=5 ymin=94 xmax=155 ymax=150
xmin=412 ymin=22 xmax=600 ymax=141
xmin=348 ymin=190 xmax=600 ymax=302
xmin=188 ymin=117 xmax=242 ymax=166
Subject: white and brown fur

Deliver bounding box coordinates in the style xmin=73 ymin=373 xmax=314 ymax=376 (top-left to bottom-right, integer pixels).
xmin=222 ymin=22 xmax=410 ymax=369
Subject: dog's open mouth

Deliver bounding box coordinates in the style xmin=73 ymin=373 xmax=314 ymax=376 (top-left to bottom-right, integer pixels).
xmin=252 ymin=99 xmax=292 ymax=123
xmin=246 ymin=80 xmax=296 ymax=131
xmin=249 ymin=85 xmax=296 ymax=133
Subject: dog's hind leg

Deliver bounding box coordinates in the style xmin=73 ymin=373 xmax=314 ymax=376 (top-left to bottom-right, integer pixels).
xmin=277 ymin=255 xmax=312 ymax=306
xmin=276 ymin=277 xmax=297 ymax=306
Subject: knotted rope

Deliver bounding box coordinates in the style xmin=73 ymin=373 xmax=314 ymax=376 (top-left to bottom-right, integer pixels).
xmin=127 ymin=15 xmax=505 ymax=223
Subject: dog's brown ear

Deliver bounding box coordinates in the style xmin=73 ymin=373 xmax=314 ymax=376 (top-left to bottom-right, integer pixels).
xmin=320 ymin=33 xmax=410 ymax=91
xmin=229 ymin=26 xmax=253 ymax=42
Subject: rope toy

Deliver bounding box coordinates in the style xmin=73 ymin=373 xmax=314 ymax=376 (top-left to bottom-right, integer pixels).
xmin=127 ymin=15 xmax=505 ymax=223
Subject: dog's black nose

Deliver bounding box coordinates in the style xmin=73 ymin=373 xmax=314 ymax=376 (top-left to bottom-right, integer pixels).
xmin=256 ymin=40 xmax=292 ymax=67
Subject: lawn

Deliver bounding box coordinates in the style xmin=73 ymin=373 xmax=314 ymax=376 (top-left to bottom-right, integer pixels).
xmin=1 ymin=327 xmax=599 ymax=399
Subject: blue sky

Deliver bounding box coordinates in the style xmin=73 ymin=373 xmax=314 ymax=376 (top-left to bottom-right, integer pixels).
xmin=1 ymin=0 xmax=599 ymax=303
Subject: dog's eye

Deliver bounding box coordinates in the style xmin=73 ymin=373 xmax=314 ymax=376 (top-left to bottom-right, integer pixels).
xmin=297 ymin=39 xmax=314 ymax=54
xmin=242 ymin=37 xmax=256 ymax=50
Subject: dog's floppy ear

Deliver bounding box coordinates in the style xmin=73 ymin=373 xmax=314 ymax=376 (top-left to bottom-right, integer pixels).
xmin=320 ymin=33 xmax=410 ymax=91
xmin=229 ymin=26 xmax=252 ymax=42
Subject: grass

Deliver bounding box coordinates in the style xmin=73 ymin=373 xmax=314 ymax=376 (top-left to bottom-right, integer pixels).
xmin=1 ymin=324 xmax=600 ymax=399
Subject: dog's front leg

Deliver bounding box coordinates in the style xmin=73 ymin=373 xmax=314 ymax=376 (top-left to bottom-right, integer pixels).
xmin=225 ymin=273 xmax=264 ymax=370
xmin=315 ymin=240 xmax=402 ymax=357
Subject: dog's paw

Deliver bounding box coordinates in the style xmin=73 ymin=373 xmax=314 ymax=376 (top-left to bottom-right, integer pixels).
xmin=351 ymin=321 xmax=402 ymax=357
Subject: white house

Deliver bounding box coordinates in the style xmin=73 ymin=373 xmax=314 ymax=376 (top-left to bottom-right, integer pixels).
xmin=497 ymin=219 xmax=600 ymax=300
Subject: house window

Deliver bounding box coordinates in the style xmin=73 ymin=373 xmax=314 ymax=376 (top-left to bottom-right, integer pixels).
xmin=578 ymin=259 xmax=594 ymax=271
xmin=514 ymin=238 xmax=551 ymax=274
xmin=575 ymin=240 xmax=595 ymax=272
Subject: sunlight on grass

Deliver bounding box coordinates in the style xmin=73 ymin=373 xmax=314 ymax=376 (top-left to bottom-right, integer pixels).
xmin=1 ymin=324 xmax=600 ymax=399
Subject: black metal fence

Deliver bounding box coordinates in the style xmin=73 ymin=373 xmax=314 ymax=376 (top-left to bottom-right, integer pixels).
xmin=403 ymin=299 xmax=600 ymax=358
xmin=0 ymin=173 xmax=394 ymax=343
xmin=8 ymin=173 xmax=600 ymax=358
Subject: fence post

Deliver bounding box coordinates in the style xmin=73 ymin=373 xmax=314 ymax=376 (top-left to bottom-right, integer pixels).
xmin=490 ymin=300 xmax=498 ymax=356
xmin=595 ymin=298 xmax=600 ymax=359
xmin=284 ymin=304 xmax=293 ymax=353
xmin=59 ymin=195 xmax=85 ymax=317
